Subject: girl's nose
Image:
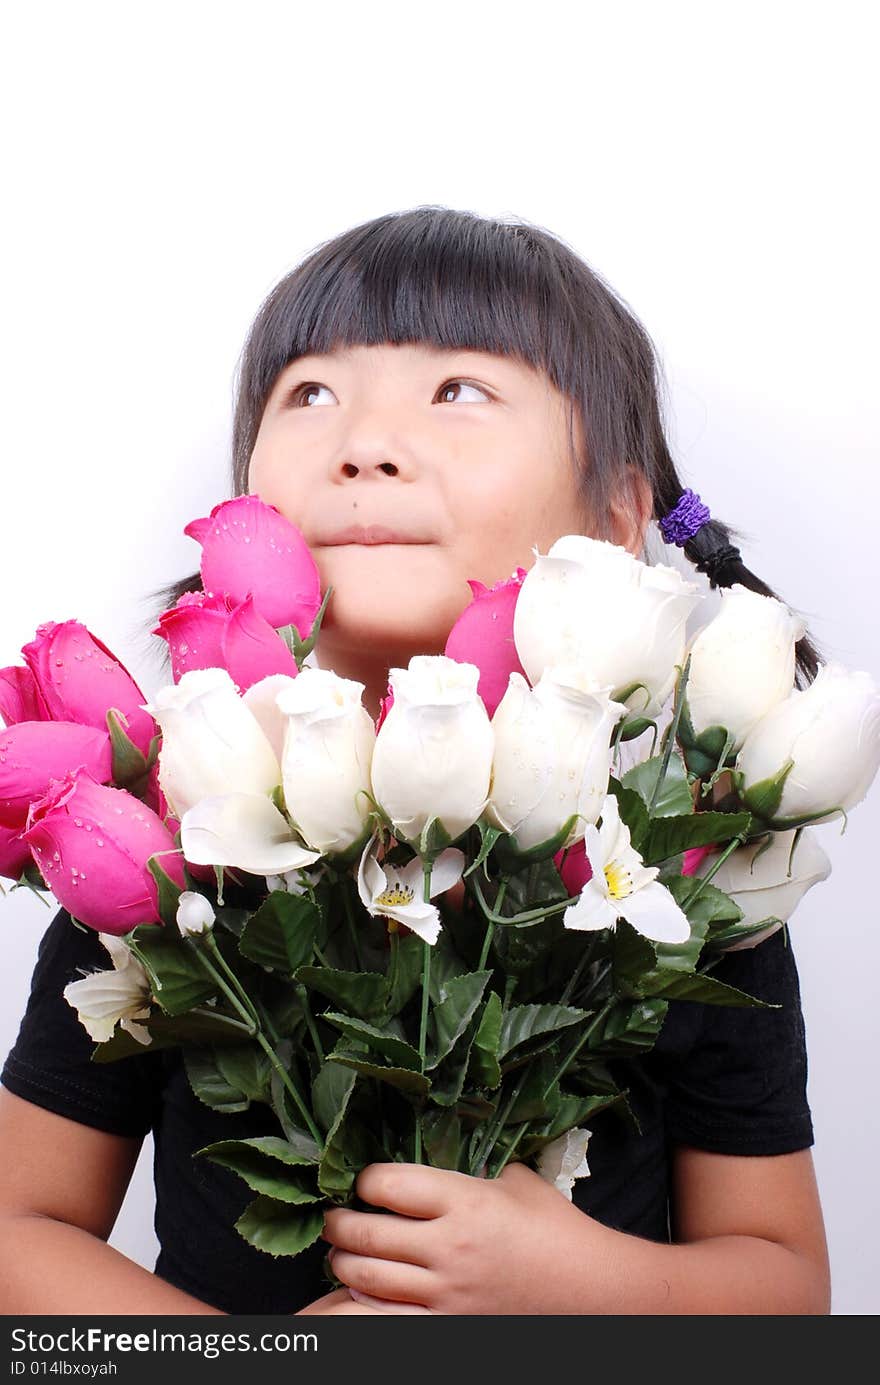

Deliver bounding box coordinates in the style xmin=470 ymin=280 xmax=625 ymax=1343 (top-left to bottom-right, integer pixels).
xmin=335 ymin=408 xmax=418 ymax=481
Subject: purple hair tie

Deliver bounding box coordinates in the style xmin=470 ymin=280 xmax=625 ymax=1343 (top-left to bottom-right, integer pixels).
xmin=659 ymin=488 xmax=712 ymax=546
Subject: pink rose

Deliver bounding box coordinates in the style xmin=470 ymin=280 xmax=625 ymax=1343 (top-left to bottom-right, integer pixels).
xmin=184 ymin=494 xmax=322 ymax=636
xmin=554 ymin=838 xmax=594 ymax=895
xmin=682 ymin=845 xmax=718 ymax=876
xmin=0 ymin=721 xmax=113 ymax=830
xmin=0 ymin=821 xmax=33 ymax=882
xmin=444 ymin=568 xmax=529 ymax=718
xmin=153 ymin=590 xmax=298 ymax=692
xmin=22 ymin=621 xmax=157 ymax=759
xmin=22 ymin=769 xmax=186 ymax=933
xmin=0 ymin=665 xmax=49 ymax=726
xmin=376 ymin=684 xmax=394 ymax=732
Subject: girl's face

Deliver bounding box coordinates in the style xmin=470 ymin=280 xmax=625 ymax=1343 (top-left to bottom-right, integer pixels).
xmin=247 ymin=343 xmax=645 ymax=701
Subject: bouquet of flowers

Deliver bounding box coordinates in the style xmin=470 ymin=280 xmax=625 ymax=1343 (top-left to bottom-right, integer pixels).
xmin=2 ymin=495 xmax=878 ymax=1260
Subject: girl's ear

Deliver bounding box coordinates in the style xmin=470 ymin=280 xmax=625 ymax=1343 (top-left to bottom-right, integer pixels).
xmin=607 ymin=469 xmax=654 ymax=554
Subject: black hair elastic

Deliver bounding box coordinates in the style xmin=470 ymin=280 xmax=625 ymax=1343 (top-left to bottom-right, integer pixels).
xmin=693 ymin=543 xmax=742 ymax=584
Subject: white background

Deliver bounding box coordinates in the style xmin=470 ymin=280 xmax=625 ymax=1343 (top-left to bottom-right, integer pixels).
xmin=1 ymin=1 xmax=877 ymax=1315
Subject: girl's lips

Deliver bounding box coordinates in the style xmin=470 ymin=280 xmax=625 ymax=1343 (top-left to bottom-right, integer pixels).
xmin=320 ymin=525 xmax=433 ymax=545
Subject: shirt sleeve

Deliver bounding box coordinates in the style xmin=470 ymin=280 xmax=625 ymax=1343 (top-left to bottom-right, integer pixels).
xmin=664 ymin=926 xmax=815 ymax=1156
xmin=2 ymin=906 xmax=167 ymax=1139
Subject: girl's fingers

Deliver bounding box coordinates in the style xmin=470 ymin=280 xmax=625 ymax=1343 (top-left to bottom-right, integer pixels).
xmin=355 ymin=1162 xmax=476 ymax=1218
xmin=322 ymin=1207 xmax=434 ymax=1267
xmin=348 ymin=1287 xmax=434 ymax=1314
xmin=328 ymin=1247 xmax=436 ymax=1307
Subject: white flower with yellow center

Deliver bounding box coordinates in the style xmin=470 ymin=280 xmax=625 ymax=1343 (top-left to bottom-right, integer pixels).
xmin=62 ymin=934 xmax=153 ymax=1046
xmin=563 ymin=794 xmax=691 ymax=944
xmin=356 ymin=834 xmax=465 ymax=946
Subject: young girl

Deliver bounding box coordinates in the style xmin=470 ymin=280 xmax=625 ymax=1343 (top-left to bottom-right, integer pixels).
xmin=0 ymin=207 xmax=831 ymax=1315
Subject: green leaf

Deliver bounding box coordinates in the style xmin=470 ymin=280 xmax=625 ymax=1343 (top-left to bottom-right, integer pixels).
xmin=312 ymin=1062 xmax=357 ymax=1136
xmin=90 ymin=1007 xmax=251 ymax=1062
xmin=639 ymin=811 xmax=752 ymax=866
xmin=322 ymin=1013 xmax=422 ymax=1069
xmin=494 ymin=813 xmax=581 ymax=869
xmin=664 ymin=874 xmax=744 ymax=930
xmin=427 ymin=971 xmax=491 ymax=1069
xmin=239 ymin=891 xmax=319 ymax=974
xmin=612 ymin=917 xmax=657 ymax=992
xmin=384 ymin=933 xmax=424 ymax=1016
xmin=703 ymin=917 xmax=785 ymax=952
xmin=106 ymin=707 xmax=150 ymax=786
xmin=469 ymin=991 xmax=503 ymax=1088
xmin=144 ymin=855 xmax=184 ymax=929
xmin=737 ymin=758 xmax=796 ymax=823
xmin=622 ymin=752 xmax=693 ymax=817
xmin=587 ymin=998 xmax=669 ymax=1054
xmin=463 ymin=821 xmax=504 ymax=878
xmin=126 ymin=925 xmax=218 ymax=1016
xmin=316 ymin=1067 xmax=358 ymax=1199
xmin=607 ymin=778 xmax=650 ymax=852
xmin=519 ymin=1091 xmax=625 ymax=1158
xmin=214 ymin=1043 xmax=272 ymax=1103
xmin=183 ymin=1047 xmax=252 ymax=1113
xmin=421 ymin=1109 xmax=464 ymax=1170
xmin=328 ymin=1049 xmax=431 ymax=1096
xmin=498 ymin=1003 xmax=587 ymax=1060
xmin=195 ymin=1138 xmax=322 ymax=1202
xmin=234 ymin=1198 xmax=325 ymax=1258
xmin=294 ymin=966 xmax=389 ymax=1021
xmin=640 ymin=972 xmax=777 ymax=1007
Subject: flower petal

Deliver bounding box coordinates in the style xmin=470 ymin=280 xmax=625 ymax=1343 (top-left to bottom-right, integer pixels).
xmin=180 ymin=793 xmax=321 ymax=874
xmin=621 ymin=879 xmax=691 ymax=943
xmin=563 ymin=878 xmax=616 ymax=932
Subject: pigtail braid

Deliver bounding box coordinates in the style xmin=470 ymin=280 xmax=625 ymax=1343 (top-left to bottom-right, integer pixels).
xmin=652 ymin=465 xmax=822 ymax=688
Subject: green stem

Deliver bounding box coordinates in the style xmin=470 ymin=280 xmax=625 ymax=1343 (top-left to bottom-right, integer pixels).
xmin=477 ymin=878 xmax=506 ymax=969
xmin=471 ymin=872 xmax=581 ymax=926
xmin=648 ymin=654 xmax=691 ymax=816
xmin=683 ymin=831 xmax=749 ymax=910
xmin=472 ymin=1067 xmax=529 ymax=1175
xmin=542 ymin=997 xmax=616 ymax=1098
xmin=558 ymin=935 xmax=598 ymax=1007
xmin=492 ymin=1121 xmax=529 ymax=1176
xmin=341 ymin=879 xmax=365 ymax=971
xmin=296 ymin=983 xmax=324 ymax=1062
xmin=189 ymin=939 xmax=323 ymax=1148
xmin=413 ymin=859 xmax=434 ymax=1166
xmin=312 ymin=941 xmax=331 ymax=968
xmin=252 ymin=1028 xmax=323 ymax=1148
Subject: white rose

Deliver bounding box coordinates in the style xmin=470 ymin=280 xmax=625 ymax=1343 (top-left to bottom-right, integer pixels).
xmin=535 ymin=1128 xmax=592 ymax=1199
xmin=737 ymin=663 xmax=880 ymax=824
xmin=62 ymin=934 xmax=152 ymax=1046
xmin=176 ymin=890 xmax=216 ymax=937
xmin=144 ymin=668 xmax=281 ymax=821
xmin=276 ymin=668 xmax=376 ymax=854
xmin=241 ymin=673 xmax=300 ymax=763
xmin=693 ymin=828 xmax=831 ymax=950
xmin=513 ymin=536 xmax=702 ymax=718
xmin=370 ymin=656 xmax=494 ymax=844
xmin=487 ymin=669 xmax=625 ymax=850
xmin=685 ymin=586 xmax=806 ymax=751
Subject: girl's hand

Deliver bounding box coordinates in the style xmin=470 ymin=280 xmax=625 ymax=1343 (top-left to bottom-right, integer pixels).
xmin=322 ymin=1161 xmax=602 ymax=1315
xmin=295 ymin=1286 xmax=425 ymax=1315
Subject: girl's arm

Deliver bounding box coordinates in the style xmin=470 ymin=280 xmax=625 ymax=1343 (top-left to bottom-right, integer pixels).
xmin=0 ymin=1089 xmax=385 ymax=1316
xmin=322 ymin=1149 xmax=831 ymax=1315
xmin=0 ymin=1089 xmax=227 ymax=1314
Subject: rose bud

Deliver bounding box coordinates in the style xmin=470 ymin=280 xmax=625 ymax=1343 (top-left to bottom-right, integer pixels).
xmin=0 ymin=665 xmax=49 ymax=726
xmin=22 ymin=769 xmax=186 ymax=934
xmin=0 ymin=720 xmax=113 ymax=829
xmin=184 ymin=494 xmax=322 ymax=636
xmin=153 ymin=591 xmax=298 ymax=692
xmin=22 ymin=620 xmax=157 ymax=759
xmin=0 ymin=821 xmax=34 ymax=882
xmin=444 ymin=567 xmax=528 ymax=718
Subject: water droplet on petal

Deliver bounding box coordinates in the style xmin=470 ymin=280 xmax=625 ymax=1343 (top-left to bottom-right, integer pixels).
xmin=96 ymin=839 xmax=104 ymax=847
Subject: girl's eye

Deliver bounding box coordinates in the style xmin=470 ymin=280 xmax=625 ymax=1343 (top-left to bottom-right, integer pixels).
xmin=436 ymin=379 xmax=492 ymax=405
xmin=291 ymin=383 xmax=336 ymax=407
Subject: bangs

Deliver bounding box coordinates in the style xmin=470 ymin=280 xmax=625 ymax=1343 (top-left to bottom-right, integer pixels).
xmin=235 ymin=207 xmax=582 ymax=459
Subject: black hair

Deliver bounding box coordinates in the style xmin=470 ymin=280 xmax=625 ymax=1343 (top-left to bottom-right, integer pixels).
xmin=145 ymin=205 xmax=820 ymax=685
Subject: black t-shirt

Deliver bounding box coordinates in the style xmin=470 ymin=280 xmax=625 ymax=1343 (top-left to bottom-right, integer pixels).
xmin=1 ymin=907 xmax=814 ymax=1314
